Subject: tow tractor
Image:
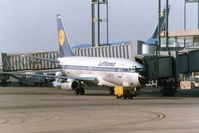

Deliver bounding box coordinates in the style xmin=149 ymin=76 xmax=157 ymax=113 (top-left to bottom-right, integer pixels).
xmin=114 ymin=86 xmax=138 ymax=99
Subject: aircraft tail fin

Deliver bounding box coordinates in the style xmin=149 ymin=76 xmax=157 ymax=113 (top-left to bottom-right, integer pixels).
xmin=145 ymin=6 xmax=170 ymax=44
xmin=56 ymin=14 xmax=75 ymax=57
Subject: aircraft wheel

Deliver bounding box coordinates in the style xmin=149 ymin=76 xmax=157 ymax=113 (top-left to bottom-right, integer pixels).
xmin=109 ymin=87 xmax=114 ymax=95
xmin=132 ymin=92 xmax=137 ymax=97
xmin=80 ymin=87 xmax=85 ymax=95
xmin=123 ymin=89 xmax=130 ymax=100
xmin=74 ymin=89 xmax=80 ymax=95
xmin=74 ymin=87 xmax=85 ymax=95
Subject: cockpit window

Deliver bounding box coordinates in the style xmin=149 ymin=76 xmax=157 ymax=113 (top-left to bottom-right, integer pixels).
xmin=128 ymin=68 xmax=135 ymax=72
xmin=128 ymin=66 xmax=136 ymax=72
xmin=128 ymin=66 xmax=144 ymax=72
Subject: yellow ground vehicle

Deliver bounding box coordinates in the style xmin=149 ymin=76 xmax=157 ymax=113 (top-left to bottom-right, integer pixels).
xmin=114 ymin=86 xmax=137 ymax=99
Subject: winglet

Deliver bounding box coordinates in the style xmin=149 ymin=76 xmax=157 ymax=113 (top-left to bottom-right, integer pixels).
xmin=56 ymin=14 xmax=75 ymax=57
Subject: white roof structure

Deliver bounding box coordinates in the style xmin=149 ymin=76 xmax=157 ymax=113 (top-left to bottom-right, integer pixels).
xmin=168 ymin=30 xmax=199 ymax=37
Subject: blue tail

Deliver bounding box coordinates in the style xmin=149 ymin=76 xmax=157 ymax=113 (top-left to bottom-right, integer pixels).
xmin=145 ymin=6 xmax=170 ymax=45
xmin=152 ymin=6 xmax=170 ymax=39
xmin=56 ymin=14 xmax=75 ymax=57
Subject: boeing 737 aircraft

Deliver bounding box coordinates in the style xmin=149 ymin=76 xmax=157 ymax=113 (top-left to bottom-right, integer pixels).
xmin=52 ymin=15 xmax=146 ymax=95
xmin=0 ymin=15 xmax=146 ymax=96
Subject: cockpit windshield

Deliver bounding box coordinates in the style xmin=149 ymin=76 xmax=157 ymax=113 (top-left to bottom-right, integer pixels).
xmin=128 ymin=66 xmax=144 ymax=73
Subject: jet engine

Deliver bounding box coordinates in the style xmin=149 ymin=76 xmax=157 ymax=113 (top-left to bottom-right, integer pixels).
xmin=53 ymin=79 xmax=79 ymax=91
xmin=53 ymin=72 xmax=79 ymax=90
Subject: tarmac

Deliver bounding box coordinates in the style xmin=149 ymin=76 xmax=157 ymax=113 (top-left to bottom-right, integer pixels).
xmin=0 ymin=87 xmax=199 ymax=133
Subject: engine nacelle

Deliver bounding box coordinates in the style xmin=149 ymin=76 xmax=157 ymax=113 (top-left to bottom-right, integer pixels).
xmin=53 ymin=72 xmax=80 ymax=90
xmin=53 ymin=79 xmax=79 ymax=91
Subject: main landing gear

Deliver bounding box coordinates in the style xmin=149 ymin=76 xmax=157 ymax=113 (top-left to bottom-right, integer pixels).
xmin=73 ymin=81 xmax=85 ymax=95
xmin=74 ymin=86 xmax=85 ymax=95
xmin=109 ymin=87 xmax=115 ymax=95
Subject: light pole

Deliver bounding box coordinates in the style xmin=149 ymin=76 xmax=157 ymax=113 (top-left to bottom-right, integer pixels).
xmin=91 ymin=0 xmax=109 ymax=47
xmin=158 ymin=0 xmax=161 ymax=49
xmin=165 ymin=0 xmax=169 ymax=51
xmin=158 ymin=0 xmax=169 ymax=51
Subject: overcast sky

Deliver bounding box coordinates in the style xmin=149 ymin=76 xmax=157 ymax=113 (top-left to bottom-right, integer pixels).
xmin=0 ymin=0 xmax=198 ymax=53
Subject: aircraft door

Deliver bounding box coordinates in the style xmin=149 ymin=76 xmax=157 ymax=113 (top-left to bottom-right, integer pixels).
xmin=115 ymin=64 xmax=125 ymax=85
xmin=118 ymin=68 xmax=122 ymax=79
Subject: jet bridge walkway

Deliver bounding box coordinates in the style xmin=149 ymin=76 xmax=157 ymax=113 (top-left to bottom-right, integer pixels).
xmin=1 ymin=51 xmax=59 ymax=72
xmin=135 ymin=47 xmax=199 ymax=96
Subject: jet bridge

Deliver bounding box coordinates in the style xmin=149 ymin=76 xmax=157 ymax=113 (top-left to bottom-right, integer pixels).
xmin=134 ymin=48 xmax=199 ymax=96
xmin=1 ymin=51 xmax=59 ymax=72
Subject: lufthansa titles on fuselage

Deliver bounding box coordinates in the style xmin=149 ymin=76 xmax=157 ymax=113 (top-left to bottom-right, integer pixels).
xmin=98 ymin=61 xmax=116 ymax=67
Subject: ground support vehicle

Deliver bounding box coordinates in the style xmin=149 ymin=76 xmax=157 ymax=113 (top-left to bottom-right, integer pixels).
xmin=114 ymin=86 xmax=138 ymax=99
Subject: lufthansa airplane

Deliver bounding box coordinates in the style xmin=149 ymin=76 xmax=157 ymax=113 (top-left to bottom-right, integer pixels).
xmin=52 ymin=15 xmax=146 ymax=95
xmin=1 ymin=15 xmax=146 ymax=95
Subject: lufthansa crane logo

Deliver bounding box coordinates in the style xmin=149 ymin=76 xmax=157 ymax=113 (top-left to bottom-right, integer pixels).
xmin=59 ymin=30 xmax=65 ymax=46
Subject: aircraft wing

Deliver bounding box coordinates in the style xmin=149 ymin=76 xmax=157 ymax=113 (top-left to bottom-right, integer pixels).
xmin=0 ymin=71 xmax=66 ymax=79
xmin=0 ymin=71 xmax=98 ymax=82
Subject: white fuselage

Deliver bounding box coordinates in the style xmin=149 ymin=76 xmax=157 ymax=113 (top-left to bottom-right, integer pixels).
xmin=58 ymin=56 xmax=144 ymax=87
